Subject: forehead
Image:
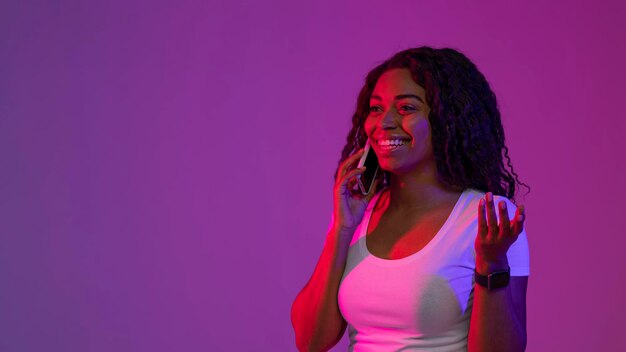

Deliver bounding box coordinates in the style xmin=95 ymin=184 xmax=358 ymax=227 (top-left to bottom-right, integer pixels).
xmin=372 ymin=68 xmax=426 ymax=98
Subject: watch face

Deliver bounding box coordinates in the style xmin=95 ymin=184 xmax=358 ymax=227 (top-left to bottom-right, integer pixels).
xmin=489 ymin=271 xmax=510 ymax=289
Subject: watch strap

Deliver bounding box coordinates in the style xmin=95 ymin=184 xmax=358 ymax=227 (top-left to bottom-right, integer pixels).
xmin=474 ymin=267 xmax=511 ymax=290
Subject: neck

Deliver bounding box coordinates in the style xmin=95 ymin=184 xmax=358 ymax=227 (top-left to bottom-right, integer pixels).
xmin=385 ymin=163 xmax=463 ymax=212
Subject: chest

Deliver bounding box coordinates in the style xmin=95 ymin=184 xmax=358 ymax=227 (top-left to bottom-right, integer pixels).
xmin=366 ymin=204 xmax=456 ymax=260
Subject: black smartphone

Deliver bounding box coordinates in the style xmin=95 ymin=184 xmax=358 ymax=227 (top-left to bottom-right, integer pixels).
xmin=356 ymin=140 xmax=380 ymax=195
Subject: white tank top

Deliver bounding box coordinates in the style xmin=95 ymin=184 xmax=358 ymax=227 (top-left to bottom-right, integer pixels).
xmin=336 ymin=187 xmax=530 ymax=351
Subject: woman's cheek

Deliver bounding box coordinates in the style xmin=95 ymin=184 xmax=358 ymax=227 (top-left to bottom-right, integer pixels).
xmin=364 ymin=118 xmax=375 ymax=135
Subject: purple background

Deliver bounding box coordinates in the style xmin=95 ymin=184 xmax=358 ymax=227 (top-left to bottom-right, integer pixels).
xmin=1 ymin=1 xmax=625 ymax=351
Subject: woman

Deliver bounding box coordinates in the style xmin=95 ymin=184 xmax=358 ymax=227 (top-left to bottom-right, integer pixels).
xmin=291 ymin=46 xmax=530 ymax=352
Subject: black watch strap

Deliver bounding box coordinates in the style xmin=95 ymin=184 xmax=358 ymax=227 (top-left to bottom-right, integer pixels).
xmin=474 ymin=267 xmax=511 ymax=290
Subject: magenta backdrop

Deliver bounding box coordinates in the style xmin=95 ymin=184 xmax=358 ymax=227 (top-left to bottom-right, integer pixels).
xmin=1 ymin=0 xmax=625 ymax=351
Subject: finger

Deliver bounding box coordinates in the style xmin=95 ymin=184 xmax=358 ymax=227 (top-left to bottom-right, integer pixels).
xmin=341 ymin=167 xmax=367 ymax=189
xmin=497 ymin=200 xmax=511 ymax=238
xmin=485 ymin=193 xmax=498 ymax=238
xmin=347 ymin=177 xmax=357 ymax=192
xmin=512 ymin=204 xmax=526 ymax=236
xmin=477 ymin=198 xmax=487 ymax=238
xmin=338 ymin=149 xmax=365 ymax=179
xmin=335 ymin=165 xmax=364 ymax=194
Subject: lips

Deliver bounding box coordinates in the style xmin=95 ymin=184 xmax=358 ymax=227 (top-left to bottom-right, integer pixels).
xmin=376 ymin=140 xmax=410 ymax=155
xmin=374 ymin=135 xmax=412 ymax=142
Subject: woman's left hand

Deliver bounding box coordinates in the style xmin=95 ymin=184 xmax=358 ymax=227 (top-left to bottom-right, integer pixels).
xmin=475 ymin=192 xmax=526 ymax=275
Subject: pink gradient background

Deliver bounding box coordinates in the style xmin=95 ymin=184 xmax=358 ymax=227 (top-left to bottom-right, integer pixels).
xmin=1 ymin=1 xmax=625 ymax=351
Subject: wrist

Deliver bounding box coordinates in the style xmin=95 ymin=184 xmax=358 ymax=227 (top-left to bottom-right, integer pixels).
xmin=475 ymin=256 xmax=509 ymax=276
xmin=328 ymin=225 xmax=357 ymax=246
xmin=331 ymin=224 xmax=357 ymax=236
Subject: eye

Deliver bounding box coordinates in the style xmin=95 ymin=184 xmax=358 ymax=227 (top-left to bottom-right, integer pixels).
xmin=368 ymin=104 xmax=418 ymax=113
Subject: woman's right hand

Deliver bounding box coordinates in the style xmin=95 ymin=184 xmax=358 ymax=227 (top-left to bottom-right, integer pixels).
xmin=332 ymin=148 xmax=382 ymax=235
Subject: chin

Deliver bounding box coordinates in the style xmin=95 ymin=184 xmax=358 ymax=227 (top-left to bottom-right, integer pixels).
xmin=378 ymin=160 xmax=412 ymax=174
xmin=379 ymin=155 xmax=430 ymax=175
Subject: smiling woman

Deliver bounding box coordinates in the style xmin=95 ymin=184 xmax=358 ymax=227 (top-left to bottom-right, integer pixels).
xmin=291 ymin=46 xmax=531 ymax=352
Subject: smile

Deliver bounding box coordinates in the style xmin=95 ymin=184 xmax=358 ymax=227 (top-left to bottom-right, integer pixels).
xmin=376 ymin=139 xmax=410 ymax=154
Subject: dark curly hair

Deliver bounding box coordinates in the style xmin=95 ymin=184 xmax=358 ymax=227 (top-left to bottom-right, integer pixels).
xmin=334 ymin=46 xmax=530 ymax=204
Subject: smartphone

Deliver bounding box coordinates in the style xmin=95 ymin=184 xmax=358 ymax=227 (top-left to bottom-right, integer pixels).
xmin=356 ymin=140 xmax=380 ymax=195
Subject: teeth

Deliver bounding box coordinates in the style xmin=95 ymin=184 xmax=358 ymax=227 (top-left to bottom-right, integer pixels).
xmin=378 ymin=139 xmax=409 ymax=146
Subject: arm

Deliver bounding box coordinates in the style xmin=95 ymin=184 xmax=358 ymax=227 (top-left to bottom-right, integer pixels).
xmin=468 ymin=271 xmax=528 ymax=351
xmin=468 ymin=192 xmax=528 ymax=352
xmin=291 ymin=148 xmax=381 ymax=351
xmin=290 ymin=226 xmax=352 ymax=352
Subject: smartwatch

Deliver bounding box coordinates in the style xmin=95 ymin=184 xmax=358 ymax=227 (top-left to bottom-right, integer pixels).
xmin=474 ymin=267 xmax=510 ymax=290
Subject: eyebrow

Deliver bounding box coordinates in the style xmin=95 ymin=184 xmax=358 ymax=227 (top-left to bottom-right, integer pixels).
xmin=370 ymin=94 xmax=425 ymax=104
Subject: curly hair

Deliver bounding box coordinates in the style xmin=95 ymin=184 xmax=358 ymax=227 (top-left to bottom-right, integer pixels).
xmin=334 ymin=46 xmax=530 ymax=204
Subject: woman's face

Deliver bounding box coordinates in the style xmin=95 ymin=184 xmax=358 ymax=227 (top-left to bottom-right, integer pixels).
xmin=364 ymin=68 xmax=434 ymax=174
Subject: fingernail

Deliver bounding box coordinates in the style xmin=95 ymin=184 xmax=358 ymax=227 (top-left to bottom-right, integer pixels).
xmin=486 ymin=192 xmax=492 ymax=202
xmin=499 ymin=202 xmax=506 ymax=209
xmin=479 ymin=198 xmax=485 ymax=206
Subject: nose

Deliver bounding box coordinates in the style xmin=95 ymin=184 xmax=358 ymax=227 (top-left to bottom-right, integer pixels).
xmin=380 ymin=109 xmax=398 ymax=129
